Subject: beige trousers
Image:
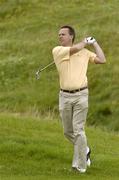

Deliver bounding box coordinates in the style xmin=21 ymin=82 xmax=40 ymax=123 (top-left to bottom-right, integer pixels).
xmin=59 ymin=89 xmax=88 ymax=169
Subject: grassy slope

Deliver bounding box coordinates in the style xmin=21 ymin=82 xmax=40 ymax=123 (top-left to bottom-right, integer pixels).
xmin=0 ymin=0 xmax=119 ymax=130
xmin=0 ymin=114 xmax=119 ymax=180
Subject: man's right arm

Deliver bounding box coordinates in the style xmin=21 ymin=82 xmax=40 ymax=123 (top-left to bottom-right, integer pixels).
xmin=70 ymin=40 xmax=87 ymax=55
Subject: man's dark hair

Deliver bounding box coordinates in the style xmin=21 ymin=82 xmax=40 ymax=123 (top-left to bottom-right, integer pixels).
xmin=60 ymin=25 xmax=75 ymax=43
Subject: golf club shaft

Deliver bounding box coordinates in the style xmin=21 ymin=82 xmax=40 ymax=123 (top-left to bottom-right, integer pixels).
xmin=39 ymin=61 xmax=55 ymax=72
xmin=36 ymin=61 xmax=55 ymax=79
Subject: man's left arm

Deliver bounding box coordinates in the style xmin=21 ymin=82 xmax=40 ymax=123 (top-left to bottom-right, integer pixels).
xmin=85 ymin=37 xmax=106 ymax=64
xmin=93 ymin=41 xmax=106 ymax=64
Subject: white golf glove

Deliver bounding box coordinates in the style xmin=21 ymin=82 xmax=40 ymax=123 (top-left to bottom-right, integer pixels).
xmin=85 ymin=37 xmax=96 ymax=44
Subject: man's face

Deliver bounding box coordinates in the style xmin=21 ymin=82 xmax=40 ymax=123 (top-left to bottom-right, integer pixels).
xmin=58 ymin=28 xmax=73 ymax=46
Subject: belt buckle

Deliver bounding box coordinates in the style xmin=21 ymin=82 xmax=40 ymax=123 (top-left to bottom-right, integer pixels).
xmin=70 ymin=89 xmax=79 ymax=93
xmin=72 ymin=90 xmax=77 ymax=93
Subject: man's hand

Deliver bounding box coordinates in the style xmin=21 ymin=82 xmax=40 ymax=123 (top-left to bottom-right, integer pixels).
xmin=85 ymin=37 xmax=96 ymax=45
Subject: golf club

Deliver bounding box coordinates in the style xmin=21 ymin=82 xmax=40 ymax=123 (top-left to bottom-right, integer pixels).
xmin=36 ymin=61 xmax=55 ymax=79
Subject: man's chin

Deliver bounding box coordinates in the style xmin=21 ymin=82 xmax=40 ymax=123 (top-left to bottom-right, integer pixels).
xmin=59 ymin=40 xmax=65 ymax=45
xmin=60 ymin=42 xmax=66 ymax=46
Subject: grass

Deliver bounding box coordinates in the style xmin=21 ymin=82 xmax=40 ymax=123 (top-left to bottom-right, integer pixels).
xmin=0 ymin=1 xmax=118 ymax=179
xmin=0 ymin=113 xmax=119 ymax=180
xmin=0 ymin=0 xmax=119 ymax=131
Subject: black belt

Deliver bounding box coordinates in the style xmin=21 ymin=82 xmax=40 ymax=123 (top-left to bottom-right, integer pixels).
xmin=60 ymin=87 xmax=87 ymax=93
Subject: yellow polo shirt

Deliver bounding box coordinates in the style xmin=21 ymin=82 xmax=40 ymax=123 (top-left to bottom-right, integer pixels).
xmin=52 ymin=46 xmax=96 ymax=90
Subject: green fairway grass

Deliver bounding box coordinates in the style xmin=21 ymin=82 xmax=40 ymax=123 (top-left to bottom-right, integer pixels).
xmin=0 ymin=113 xmax=119 ymax=180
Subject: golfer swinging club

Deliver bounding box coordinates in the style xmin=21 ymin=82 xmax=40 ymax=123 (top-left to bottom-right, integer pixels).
xmin=52 ymin=25 xmax=106 ymax=173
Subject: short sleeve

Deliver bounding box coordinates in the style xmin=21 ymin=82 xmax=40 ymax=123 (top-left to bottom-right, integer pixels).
xmin=52 ymin=46 xmax=70 ymax=63
xmin=88 ymin=50 xmax=97 ymax=63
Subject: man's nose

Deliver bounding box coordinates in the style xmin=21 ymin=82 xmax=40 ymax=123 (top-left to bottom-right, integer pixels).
xmin=59 ymin=35 xmax=62 ymax=38
xmin=59 ymin=36 xmax=63 ymax=40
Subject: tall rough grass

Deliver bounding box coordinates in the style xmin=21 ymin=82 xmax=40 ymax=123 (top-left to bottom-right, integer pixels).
xmin=0 ymin=0 xmax=118 ymax=131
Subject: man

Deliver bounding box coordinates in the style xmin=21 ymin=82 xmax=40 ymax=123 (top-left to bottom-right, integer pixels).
xmin=52 ymin=25 xmax=106 ymax=173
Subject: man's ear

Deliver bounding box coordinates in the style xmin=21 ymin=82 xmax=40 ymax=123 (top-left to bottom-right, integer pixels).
xmin=70 ymin=35 xmax=73 ymax=42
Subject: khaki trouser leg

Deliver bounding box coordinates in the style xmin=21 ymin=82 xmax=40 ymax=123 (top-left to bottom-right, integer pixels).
xmin=72 ymin=106 xmax=88 ymax=169
xmin=59 ymin=89 xmax=88 ymax=170
xmin=59 ymin=93 xmax=75 ymax=144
